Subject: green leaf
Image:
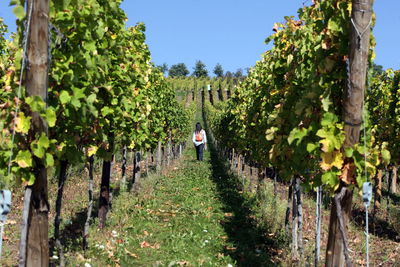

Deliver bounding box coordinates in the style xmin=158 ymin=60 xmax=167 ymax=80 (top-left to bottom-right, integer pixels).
xmin=60 ymin=91 xmax=71 ymax=104
xmin=306 ymin=143 xmax=318 ymax=153
xmin=72 ymin=87 xmax=86 ymax=99
xmin=30 ymin=134 xmax=49 ymax=159
xmin=288 ymin=127 xmax=308 ymax=145
xmin=327 ymin=19 xmax=339 ymax=32
xmin=87 ymin=94 xmax=97 ymax=104
xmin=101 ymin=106 xmax=113 ymax=116
xmin=321 ymin=112 xmax=338 ymax=126
xmin=70 ymin=97 xmax=81 ymax=108
xmin=13 ymin=5 xmax=25 ymax=20
xmin=15 ymin=150 xmax=33 ymax=168
xmin=31 ymin=145 xmax=45 ymax=158
xmin=344 ymin=147 xmax=353 ymax=158
xmin=45 ymin=108 xmax=56 ymax=127
xmin=44 ymin=153 xmax=54 ymax=167
xmin=381 ymin=149 xmax=390 ymax=165
xmin=321 ymin=171 xmax=339 ymax=188
xmin=26 ymin=173 xmax=35 ymax=186
xmin=38 ymin=134 xmax=50 ymax=149
xmin=26 ymin=96 xmax=46 ymax=112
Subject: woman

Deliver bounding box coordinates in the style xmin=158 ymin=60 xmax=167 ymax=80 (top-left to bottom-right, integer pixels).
xmin=192 ymin=122 xmax=207 ymax=161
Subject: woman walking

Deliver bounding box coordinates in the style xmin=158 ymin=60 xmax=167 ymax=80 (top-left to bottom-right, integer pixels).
xmin=192 ymin=122 xmax=207 ymax=161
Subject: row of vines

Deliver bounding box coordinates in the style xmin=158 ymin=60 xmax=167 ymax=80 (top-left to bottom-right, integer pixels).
xmin=169 ymin=76 xmax=242 ymax=104
xmin=204 ymin=0 xmax=398 ymax=266
xmin=0 ymin=0 xmax=194 ymax=265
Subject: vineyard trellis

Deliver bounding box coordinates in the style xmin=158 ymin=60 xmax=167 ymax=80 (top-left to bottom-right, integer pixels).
xmin=203 ymin=0 xmax=399 ymax=265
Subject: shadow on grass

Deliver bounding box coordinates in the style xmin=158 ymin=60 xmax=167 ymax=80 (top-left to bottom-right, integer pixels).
xmin=352 ymin=207 xmax=400 ymax=242
xmin=207 ymin=141 xmax=282 ymax=267
xmin=49 ymin=197 xmax=99 ymax=263
xmin=53 ymin=171 xmax=133 ymax=255
xmin=382 ymin=189 xmax=400 ymax=205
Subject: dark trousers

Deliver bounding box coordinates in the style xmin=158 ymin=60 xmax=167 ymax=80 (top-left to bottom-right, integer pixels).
xmin=195 ymin=144 xmax=204 ymax=161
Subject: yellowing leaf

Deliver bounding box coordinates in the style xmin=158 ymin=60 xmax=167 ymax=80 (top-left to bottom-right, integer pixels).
xmin=15 ymin=112 xmax=31 ymax=134
xmin=124 ymin=248 xmax=138 ymax=258
xmin=265 ymin=127 xmax=277 ymax=141
xmin=145 ymin=103 xmax=152 ymax=115
xmin=320 ymin=151 xmax=343 ymax=171
xmin=15 ymin=150 xmax=32 ymax=168
xmin=87 ymin=146 xmax=98 ymax=157
xmin=111 ymin=34 xmax=117 ymax=40
xmin=320 ymin=139 xmax=332 ymax=152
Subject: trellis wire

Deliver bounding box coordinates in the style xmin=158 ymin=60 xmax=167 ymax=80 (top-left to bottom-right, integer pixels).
xmin=363 ymin=47 xmax=371 ymax=267
xmin=362 ymin=14 xmax=373 ymax=265
xmin=315 ymin=186 xmax=322 ymax=266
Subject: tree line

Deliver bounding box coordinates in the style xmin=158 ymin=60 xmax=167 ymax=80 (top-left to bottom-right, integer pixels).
xmin=157 ymin=61 xmax=247 ymax=79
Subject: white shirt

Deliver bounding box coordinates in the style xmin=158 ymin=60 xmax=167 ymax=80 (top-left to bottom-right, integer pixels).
xmin=192 ymin=129 xmax=207 ymax=146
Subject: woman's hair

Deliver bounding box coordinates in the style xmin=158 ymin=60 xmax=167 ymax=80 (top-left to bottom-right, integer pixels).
xmin=195 ymin=122 xmax=202 ymax=133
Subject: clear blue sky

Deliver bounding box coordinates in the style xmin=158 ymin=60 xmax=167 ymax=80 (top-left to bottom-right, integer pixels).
xmin=1 ymin=1 xmax=399 ymax=74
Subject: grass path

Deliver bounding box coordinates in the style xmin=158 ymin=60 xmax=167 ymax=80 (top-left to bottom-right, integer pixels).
xmin=80 ymin=141 xmax=278 ymax=266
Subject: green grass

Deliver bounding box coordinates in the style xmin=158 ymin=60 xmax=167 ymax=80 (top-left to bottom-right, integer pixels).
xmin=64 ymin=139 xmax=283 ymax=266
xmin=72 ymin=148 xmax=233 ymax=266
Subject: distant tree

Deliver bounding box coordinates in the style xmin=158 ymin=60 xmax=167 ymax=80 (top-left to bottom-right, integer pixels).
xmin=168 ymin=63 xmax=189 ymax=77
xmin=213 ymin=63 xmax=224 ymax=77
xmin=192 ymin=60 xmax=208 ymax=78
xmin=245 ymin=67 xmax=251 ymax=75
xmin=372 ymin=62 xmax=384 ymax=75
xmin=156 ymin=63 xmax=169 ymax=75
xmin=225 ymin=71 xmax=233 ymax=78
xmin=234 ymin=68 xmax=243 ymax=78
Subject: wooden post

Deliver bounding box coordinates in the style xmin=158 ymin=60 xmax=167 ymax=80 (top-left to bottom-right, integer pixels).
xmin=156 ymin=141 xmax=162 ymax=172
xmin=285 ymin=183 xmax=293 ymax=235
xmin=18 ymin=0 xmax=50 ymax=266
xmin=98 ymin=134 xmax=114 ymax=229
xmin=83 ymin=156 xmax=94 ymax=249
xmin=134 ymin=151 xmax=141 ymax=185
xmin=167 ymin=132 xmax=172 ymax=166
xmin=98 ymin=158 xmax=112 ymax=228
xmin=145 ymin=151 xmax=149 ymax=177
xmin=390 ymin=166 xmax=397 ymax=194
xmin=230 ymin=148 xmax=235 ymax=169
xmin=325 ymin=1 xmax=373 ymax=266
xmin=291 ymin=178 xmax=299 ymax=260
xmin=53 ymin=160 xmax=68 ymax=265
xmin=209 ymin=87 xmax=214 ymax=105
xmin=295 ymin=177 xmax=303 ymax=259
xmin=237 ymin=154 xmax=241 ymax=176
xmin=120 ymin=145 xmax=127 ymax=190
xmin=201 ymin=88 xmax=205 ymax=108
